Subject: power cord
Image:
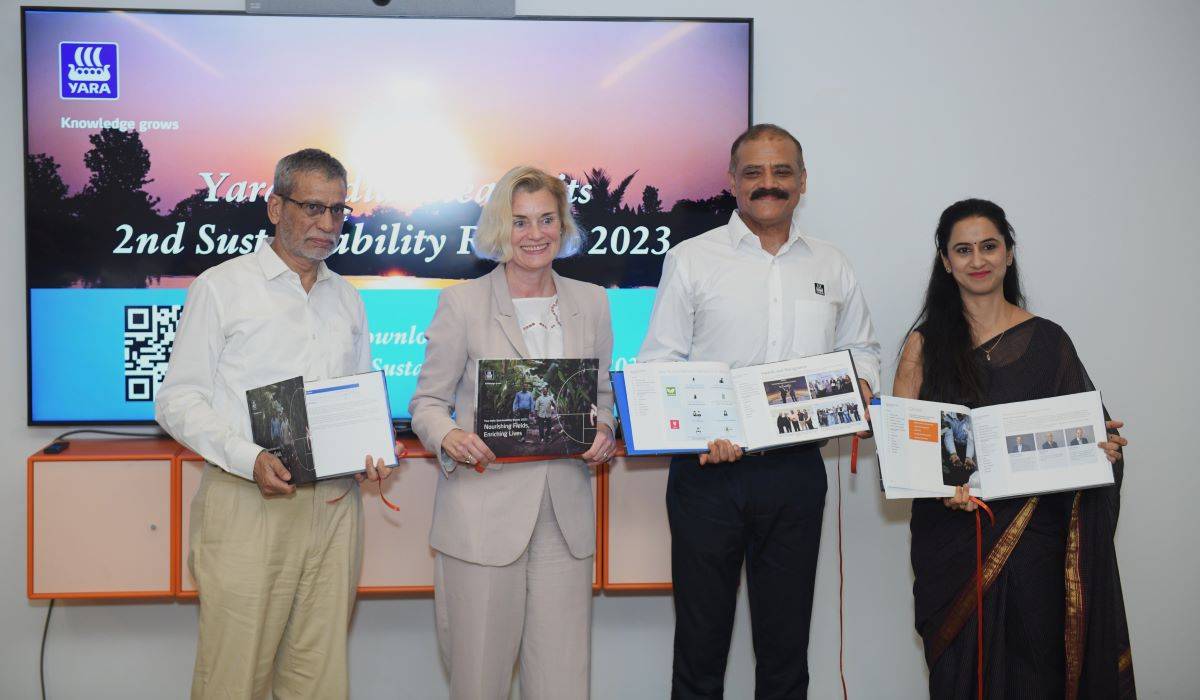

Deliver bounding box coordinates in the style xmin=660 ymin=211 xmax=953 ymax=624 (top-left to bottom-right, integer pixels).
xmin=44 ymin=429 xmax=166 ymax=454
xmin=40 ymin=599 xmax=54 ymax=700
xmin=52 ymin=429 xmax=165 ymax=441
xmin=36 ymin=437 xmax=159 ymax=692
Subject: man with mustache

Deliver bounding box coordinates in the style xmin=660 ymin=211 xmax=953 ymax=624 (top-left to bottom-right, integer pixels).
xmin=156 ymin=148 xmax=393 ymax=699
xmin=640 ymin=123 xmax=880 ymax=698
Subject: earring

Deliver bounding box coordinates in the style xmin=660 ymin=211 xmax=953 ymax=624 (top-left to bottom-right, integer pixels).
xmin=944 ymin=266 xmax=952 ymax=273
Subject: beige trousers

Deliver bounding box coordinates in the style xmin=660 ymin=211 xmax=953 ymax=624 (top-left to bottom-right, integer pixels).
xmin=435 ymin=484 xmax=594 ymax=700
xmin=189 ymin=465 xmax=363 ymax=700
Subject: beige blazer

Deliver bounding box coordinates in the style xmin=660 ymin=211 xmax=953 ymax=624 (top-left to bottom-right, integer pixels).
xmin=410 ymin=264 xmax=615 ymax=566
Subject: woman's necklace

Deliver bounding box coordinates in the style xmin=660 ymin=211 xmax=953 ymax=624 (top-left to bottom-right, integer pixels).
xmin=980 ymin=308 xmax=1015 ymax=362
xmin=982 ymin=329 xmax=1007 ymax=362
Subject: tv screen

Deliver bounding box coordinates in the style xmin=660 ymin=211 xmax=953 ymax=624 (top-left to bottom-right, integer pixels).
xmin=22 ymin=8 xmax=751 ymax=424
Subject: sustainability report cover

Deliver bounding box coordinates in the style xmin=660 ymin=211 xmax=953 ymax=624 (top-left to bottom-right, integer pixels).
xmin=475 ymin=358 xmax=599 ymax=460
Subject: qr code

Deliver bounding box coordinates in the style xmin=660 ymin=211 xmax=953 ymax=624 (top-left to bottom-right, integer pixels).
xmin=123 ymin=305 xmax=182 ymax=401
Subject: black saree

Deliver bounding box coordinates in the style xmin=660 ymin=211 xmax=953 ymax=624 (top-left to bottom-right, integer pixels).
xmin=910 ymin=317 xmax=1135 ymax=699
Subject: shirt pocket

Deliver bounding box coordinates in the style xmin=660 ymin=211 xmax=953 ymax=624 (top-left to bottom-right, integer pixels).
xmin=792 ymin=299 xmax=839 ymax=357
xmin=322 ymin=314 xmax=360 ymax=372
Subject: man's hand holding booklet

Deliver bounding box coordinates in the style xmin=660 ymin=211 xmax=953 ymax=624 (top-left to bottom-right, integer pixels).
xmin=246 ymin=369 xmax=398 ymax=486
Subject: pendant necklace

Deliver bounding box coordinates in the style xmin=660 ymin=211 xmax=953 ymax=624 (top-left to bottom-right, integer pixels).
xmin=983 ymin=330 xmax=1007 ymax=362
xmin=981 ymin=310 xmax=1014 ymax=362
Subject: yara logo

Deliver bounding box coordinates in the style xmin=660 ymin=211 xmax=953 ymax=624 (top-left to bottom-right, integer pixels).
xmin=59 ymin=42 xmax=119 ymax=100
xmin=67 ymin=46 xmax=111 ymax=82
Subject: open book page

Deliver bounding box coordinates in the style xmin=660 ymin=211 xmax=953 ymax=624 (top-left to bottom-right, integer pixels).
xmin=972 ymin=390 xmax=1111 ymax=499
xmin=306 ymin=371 xmax=397 ymax=479
xmin=619 ymin=361 xmax=744 ymax=453
xmin=731 ymin=350 xmax=869 ymax=451
xmin=875 ymin=395 xmax=973 ymax=498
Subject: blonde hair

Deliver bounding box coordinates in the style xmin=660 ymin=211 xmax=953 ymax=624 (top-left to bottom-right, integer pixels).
xmin=473 ymin=165 xmax=583 ymax=262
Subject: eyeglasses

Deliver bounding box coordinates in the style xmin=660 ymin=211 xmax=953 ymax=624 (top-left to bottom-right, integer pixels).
xmin=279 ymin=195 xmax=353 ymax=221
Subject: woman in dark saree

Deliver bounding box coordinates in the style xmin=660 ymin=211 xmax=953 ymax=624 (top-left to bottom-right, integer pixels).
xmin=893 ymin=199 xmax=1135 ymax=699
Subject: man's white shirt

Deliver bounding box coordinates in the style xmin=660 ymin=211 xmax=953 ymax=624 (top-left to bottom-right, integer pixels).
xmin=155 ymin=241 xmax=372 ymax=480
xmin=638 ymin=211 xmax=881 ymax=391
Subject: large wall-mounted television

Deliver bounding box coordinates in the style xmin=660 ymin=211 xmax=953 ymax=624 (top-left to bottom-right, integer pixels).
xmin=22 ymin=7 xmax=751 ymax=424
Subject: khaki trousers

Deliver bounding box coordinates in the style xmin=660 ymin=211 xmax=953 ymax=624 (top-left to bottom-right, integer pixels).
xmin=435 ymin=484 xmax=594 ymax=700
xmin=189 ymin=465 xmax=363 ymax=700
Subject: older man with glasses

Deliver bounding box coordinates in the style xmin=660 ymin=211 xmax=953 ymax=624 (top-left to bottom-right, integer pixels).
xmin=157 ymin=148 xmax=393 ymax=699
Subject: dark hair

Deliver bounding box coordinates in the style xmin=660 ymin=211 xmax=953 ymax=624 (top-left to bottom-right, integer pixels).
xmin=907 ymin=198 xmax=1025 ymax=406
xmin=728 ymin=123 xmax=805 ymax=173
xmin=273 ymin=148 xmax=347 ymax=198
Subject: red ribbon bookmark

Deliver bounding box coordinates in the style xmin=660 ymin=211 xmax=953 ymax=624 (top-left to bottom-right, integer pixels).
xmin=376 ymin=485 xmax=401 ymax=512
xmin=836 ymin=440 xmax=849 ymax=700
xmin=971 ymin=496 xmax=995 ymax=700
xmin=326 ymin=445 xmax=406 ymax=512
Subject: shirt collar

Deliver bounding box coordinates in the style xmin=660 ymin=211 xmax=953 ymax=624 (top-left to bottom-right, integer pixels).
xmin=726 ymin=210 xmax=811 ymax=255
xmin=256 ymin=238 xmax=332 ymax=282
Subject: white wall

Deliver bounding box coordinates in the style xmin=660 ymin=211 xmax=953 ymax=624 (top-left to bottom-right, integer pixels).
xmin=3 ymin=1 xmax=1197 ymax=697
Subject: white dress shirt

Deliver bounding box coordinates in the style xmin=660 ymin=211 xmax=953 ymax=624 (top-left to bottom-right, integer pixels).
xmin=513 ymin=295 xmax=565 ymax=358
xmin=638 ymin=211 xmax=881 ymax=391
xmin=155 ymin=241 xmax=372 ymax=480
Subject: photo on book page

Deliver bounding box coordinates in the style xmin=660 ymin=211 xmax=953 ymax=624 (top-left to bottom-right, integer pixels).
xmin=811 ymin=398 xmax=864 ymax=429
xmin=806 ymin=370 xmax=856 ymax=399
xmin=1006 ymin=433 xmax=1036 ymax=454
xmin=940 ymin=410 xmax=978 ymax=488
xmin=763 ymin=375 xmax=811 ymax=406
xmin=476 ymin=359 xmax=599 ymax=459
xmin=246 ymin=376 xmax=315 ymax=484
xmin=772 ymin=406 xmax=817 ymax=435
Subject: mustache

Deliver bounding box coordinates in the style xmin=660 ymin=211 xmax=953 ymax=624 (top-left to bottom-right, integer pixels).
xmin=750 ymin=187 xmax=791 ymax=201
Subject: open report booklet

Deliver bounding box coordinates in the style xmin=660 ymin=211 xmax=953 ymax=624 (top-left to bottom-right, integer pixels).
xmin=612 ymin=350 xmax=868 ymax=455
xmin=875 ymin=390 xmax=1112 ymax=499
xmin=246 ymin=370 xmax=398 ymax=485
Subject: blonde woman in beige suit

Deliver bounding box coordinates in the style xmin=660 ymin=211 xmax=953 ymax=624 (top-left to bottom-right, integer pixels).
xmin=409 ymin=165 xmax=617 ymax=700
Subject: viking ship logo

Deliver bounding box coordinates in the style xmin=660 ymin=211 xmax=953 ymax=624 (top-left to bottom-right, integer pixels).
xmin=59 ymin=42 xmax=119 ymax=100
xmin=67 ymin=46 xmax=111 ymax=82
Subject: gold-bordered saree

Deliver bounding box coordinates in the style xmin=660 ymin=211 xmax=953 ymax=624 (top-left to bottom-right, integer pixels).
xmin=911 ymin=317 xmax=1135 ymax=699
